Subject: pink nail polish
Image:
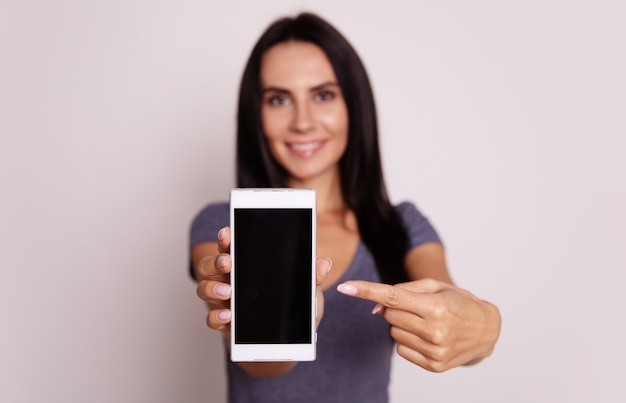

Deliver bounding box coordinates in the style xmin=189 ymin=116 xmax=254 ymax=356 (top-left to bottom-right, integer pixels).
xmin=371 ymin=304 xmax=383 ymax=315
xmin=217 ymin=310 xmax=231 ymax=321
xmin=215 ymin=284 xmax=231 ymax=297
xmin=337 ymin=283 xmax=357 ymax=296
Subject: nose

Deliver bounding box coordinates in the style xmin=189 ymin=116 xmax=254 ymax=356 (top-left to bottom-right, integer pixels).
xmin=290 ymin=102 xmax=315 ymax=133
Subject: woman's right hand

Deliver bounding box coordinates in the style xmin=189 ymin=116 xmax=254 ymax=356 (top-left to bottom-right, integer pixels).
xmin=194 ymin=226 xmax=333 ymax=336
xmin=195 ymin=227 xmax=233 ymax=334
xmin=194 ymin=226 xmax=331 ymax=377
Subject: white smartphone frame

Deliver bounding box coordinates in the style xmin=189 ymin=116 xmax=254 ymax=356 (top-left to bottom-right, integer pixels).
xmin=229 ymin=188 xmax=317 ymax=362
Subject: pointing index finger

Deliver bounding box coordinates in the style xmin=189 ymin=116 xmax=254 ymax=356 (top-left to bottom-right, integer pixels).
xmin=337 ymin=280 xmax=407 ymax=309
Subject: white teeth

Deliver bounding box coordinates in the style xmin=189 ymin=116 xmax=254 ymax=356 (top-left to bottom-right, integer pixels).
xmin=290 ymin=142 xmax=322 ymax=151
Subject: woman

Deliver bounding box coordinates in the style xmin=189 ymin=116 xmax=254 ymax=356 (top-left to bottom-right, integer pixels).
xmin=190 ymin=12 xmax=501 ymax=403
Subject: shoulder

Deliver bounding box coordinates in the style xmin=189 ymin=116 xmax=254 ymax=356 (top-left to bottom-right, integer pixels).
xmin=394 ymin=201 xmax=443 ymax=249
xmin=394 ymin=201 xmax=429 ymax=226
xmin=190 ymin=201 xmax=229 ymax=247
xmin=394 ymin=201 xmax=422 ymax=219
xmin=193 ymin=201 xmax=229 ymax=221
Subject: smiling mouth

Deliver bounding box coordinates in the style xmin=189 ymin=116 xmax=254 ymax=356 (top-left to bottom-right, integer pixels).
xmin=287 ymin=140 xmax=326 ymax=157
xmin=289 ymin=141 xmax=324 ymax=151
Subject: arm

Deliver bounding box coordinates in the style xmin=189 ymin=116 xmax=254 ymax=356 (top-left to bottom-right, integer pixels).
xmin=192 ymin=227 xmax=331 ymax=377
xmin=403 ymin=242 xmax=452 ymax=284
xmin=337 ymin=242 xmax=501 ymax=372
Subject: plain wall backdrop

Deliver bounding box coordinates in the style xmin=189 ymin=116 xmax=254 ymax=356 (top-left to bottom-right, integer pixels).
xmin=1 ymin=1 xmax=624 ymax=402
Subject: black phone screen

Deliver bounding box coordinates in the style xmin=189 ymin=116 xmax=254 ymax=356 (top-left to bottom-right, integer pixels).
xmin=234 ymin=208 xmax=313 ymax=344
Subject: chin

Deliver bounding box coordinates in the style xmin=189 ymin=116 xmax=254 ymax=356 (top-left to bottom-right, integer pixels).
xmin=287 ymin=165 xmax=339 ymax=185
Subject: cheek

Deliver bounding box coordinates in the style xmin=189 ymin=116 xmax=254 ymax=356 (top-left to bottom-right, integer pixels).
xmin=261 ymin=109 xmax=289 ymax=142
xmin=320 ymin=106 xmax=349 ymax=142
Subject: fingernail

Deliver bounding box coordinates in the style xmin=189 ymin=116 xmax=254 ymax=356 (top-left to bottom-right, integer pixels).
xmin=217 ymin=310 xmax=231 ymax=321
xmin=371 ymin=304 xmax=383 ymax=315
xmin=215 ymin=284 xmax=231 ymax=297
xmin=217 ymin=227 xmax=227 ymax=241
xmin=216 ymin=255 xmax=228 ymax=268
xmin=337 ymin=283 xmax=357 ymax=296
xmin=325 ymin=258 xmax=332 ymax=273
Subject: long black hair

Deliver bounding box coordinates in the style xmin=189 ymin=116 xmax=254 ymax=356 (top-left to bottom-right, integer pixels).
xmin=236 ymin=13 xmax=409 ymax=284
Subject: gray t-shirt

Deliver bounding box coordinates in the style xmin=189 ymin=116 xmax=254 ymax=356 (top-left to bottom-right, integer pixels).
xmin=190 ymin=201 xmax=441 ymax=403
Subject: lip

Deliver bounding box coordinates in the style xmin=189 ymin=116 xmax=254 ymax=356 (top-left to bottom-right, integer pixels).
xmin=286 ymin=140 xmax=326 ymax=158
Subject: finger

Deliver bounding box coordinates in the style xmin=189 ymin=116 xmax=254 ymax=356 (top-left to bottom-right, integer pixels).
xmin=316 ymin=257 xmax=332 ymax=287
xmin=314 ymin=258 xmax=331 ymax=327
xmin=387 ymin=309 xmax=449 ymax=347
xmin=371 ymin=304 xmax=386 ymax=315
xmin=381 ymin=307 xmax=430 ymax=340
xmin=196 ymin=253 xmax=231 ymax=280
xmin=396 ymin=341 xmax=449 ymax=373
xmin=217 ymin=226 xmax=230 ymax=254
xmin=316 ymin=287 xmax=325 ymax=328
xmin=395 ymin=278 xmax=451 ymax=294
xmin=336 ymin=280 xmax=415 ymax=311
xmin=197 ymin=280 xmax=232 ymax=302
xmin=391 ymin=326 xmax=454 ymax=373
xmin=206 ymin=309 xmax=232 ymax=331
xmin=376 ymin=304 xmax=448 ymax=347
xmin=338 ymin=280 xmax=448 ymax=318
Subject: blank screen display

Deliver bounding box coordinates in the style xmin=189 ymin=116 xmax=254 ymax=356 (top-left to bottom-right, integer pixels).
xmin=234 ymin=208 xmax=313 ymax=344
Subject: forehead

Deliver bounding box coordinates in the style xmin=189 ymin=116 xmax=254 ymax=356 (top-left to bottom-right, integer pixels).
xmin=260 ymin=41 xmax=338 ymax=87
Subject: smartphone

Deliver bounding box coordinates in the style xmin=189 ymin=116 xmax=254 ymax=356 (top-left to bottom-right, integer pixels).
xmin=229 ymin=188 xmax=317 ymax=362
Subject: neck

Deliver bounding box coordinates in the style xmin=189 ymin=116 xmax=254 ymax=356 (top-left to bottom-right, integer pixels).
xmin=287 ymin=168 xmax=345 ymax=214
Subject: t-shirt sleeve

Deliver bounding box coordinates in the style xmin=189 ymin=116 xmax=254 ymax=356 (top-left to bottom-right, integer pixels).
xmin=188 ymin=202 xmax=229 ymax=281
xmin=189 ymin=202 xmax=230 ymax=247
xmin=395 ymin=202 xmax=442 ymax=251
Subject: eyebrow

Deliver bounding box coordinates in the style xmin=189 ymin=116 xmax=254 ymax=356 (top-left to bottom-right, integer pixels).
xmin=261 ymin=81 xmax=340 ymax=95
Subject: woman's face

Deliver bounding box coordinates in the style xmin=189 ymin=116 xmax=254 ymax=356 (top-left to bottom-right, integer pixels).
xmin=260 ymin=41 xmax=349 ymax=186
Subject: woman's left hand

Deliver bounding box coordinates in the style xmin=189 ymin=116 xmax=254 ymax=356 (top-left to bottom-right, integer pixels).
xmin=337 ymin=278 xmax=501 ymax=372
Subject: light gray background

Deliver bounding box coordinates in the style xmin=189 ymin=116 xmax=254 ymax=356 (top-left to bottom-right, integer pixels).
xmin=1 ymin=1 xmax=624 ymax=402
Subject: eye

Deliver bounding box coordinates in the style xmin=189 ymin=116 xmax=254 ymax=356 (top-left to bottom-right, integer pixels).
xmin=314 ymin=90 xmax=335 ymax=102
xmin=267 ymin=94 xmax=290 ymax=106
